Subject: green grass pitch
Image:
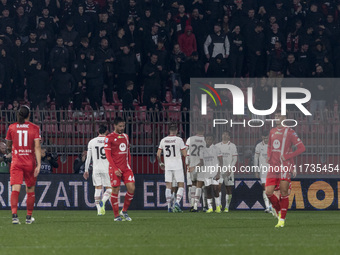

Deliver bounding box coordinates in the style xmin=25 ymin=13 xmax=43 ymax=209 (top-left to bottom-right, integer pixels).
xmin=0 ymin=210 xmax=339 ymax=255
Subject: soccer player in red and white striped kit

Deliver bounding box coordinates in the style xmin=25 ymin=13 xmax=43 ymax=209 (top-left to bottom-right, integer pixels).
xmin=266 ymin=112 xmax=305 ymax=228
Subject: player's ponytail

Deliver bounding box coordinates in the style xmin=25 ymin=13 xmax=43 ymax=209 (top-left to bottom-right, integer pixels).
xmin=17 ymin=105 xmax=30 ymax=124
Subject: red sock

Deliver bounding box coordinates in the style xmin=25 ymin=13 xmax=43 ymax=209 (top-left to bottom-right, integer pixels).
xmin=267 ymin=194 xmax=281 ymax=214
xmin=27 ymin=192 xmax=35 ymax=216
xmin=123 ymin=192 xmax=134 ymax=212
xmin=279 ymin=195 xmax=289 ymax=220
xmin=11 ymin=191 xmax=20 ymax=215
xmin=110 ymin=194 xmax=119 ymax=218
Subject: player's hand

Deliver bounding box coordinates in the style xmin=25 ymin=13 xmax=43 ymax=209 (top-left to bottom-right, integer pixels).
xmin=83 ymin=172 xmax=89 ymax=180
xmin=115 ymin=169 xmax=122 ymax=177
xmin=188 ymin=166 xmax=195 ymax=172
xmin=159 ymin=162 xmax=165 ymax=170
xmin=213 ymin=174 xmax=220 ymax=180
xmin=292 ymin=170 xmax=297 ymax=178
xmin=34 ymin=166 xmax=40 ymax=177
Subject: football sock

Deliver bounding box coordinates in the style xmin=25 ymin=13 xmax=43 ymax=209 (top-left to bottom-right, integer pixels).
xmin=123 ymin=192 xmax=134 ymax=212
xmin=176 ymin=187 xmax=184 ymax=204
xmin=110 ymin=194 xmax=119 ymax=218
xmin=194 ymin=188 xmax=202 ymax=210
xmin=166 ymin=188 xmax=172 ymax=209
xmin=263 ymin=191 xmax=270 ymax=209
xmin=225 ymin=194 xmax=232 ymax=210
xmin=102 ymin=188 xmax=112 ymax=204
xmin=188 ymin=186 xmax=192 ymax=205
xmin=280 ymin=195 xmax=289 ymax=220
xmin=215 ymin=195 xmax=221 ymax=208
xmin=190 ymin=186 xmax=196 ymax=207
xmin=94 ymin=189 xmax=102 ymax=212
xmin=267 ymin=194 xmax=281 ymax=214
xmin=219 ymin=192 xmax=221 ymax=203
xmin=171 ymin=192 xmax=176 ymax=205
xmin=207 ymin=198 xmax=213 ymax=209
xmin=27 ymin=192 xmax=35 ymax=216
xmin=11 ymin=190 xmax=19 ymax=215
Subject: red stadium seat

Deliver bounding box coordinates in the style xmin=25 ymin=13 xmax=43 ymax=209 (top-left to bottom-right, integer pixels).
xmin=168 ymin=106 xmax=181 ymax=121
xmin=104 ymin=104 xmax=116 ymax=121
xmin=136 ymin=106 xmax=147 ymax=121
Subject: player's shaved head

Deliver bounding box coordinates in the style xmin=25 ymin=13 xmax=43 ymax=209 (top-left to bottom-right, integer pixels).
xmin=18 ymin=105 xmax=30 ymax=124
xmin=169 ymin=123 xmax=178 ymax=132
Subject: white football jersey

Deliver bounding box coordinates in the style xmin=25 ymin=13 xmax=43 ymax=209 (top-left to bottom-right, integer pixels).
xmin=200 ymin=144 xmax=222 ymax=175
xmin=85 ymin=136 xmax=109 ymax=174
xmin=159 ymin=136 xmax=186 ymax=171
xmin=186 ymin=135 xmax=206 ymax=167
xmin=216 ymin=141 xmax=238 ymax=166
xmin=255 ymin=141 xmax=269 ymax=173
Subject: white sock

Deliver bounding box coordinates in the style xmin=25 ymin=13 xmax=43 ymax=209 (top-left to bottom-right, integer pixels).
xmin=215 ymin=196 xmax=221 ymax=207
xmin=176 ymin=187 xmax=184 ymax=204
xmin=166 ymin=189 xmax=172 ymax=209
xmin=190 ymin=186 xmax=196 ymax=207
xmin=102 ymin=188 xmax=112 ymax=204
xmin=202 ymin=187 xmax=207 ymax=208
xmin=194 ymin=188 xmax=202 ymax=210
xmin=219 ymin=191 xmax=221 ymax=202
xmin=94 ymin=189 xmax=102 ymax=212
xmin=207 ymin=198 xmax=213 ymax=209
xmin=188 ymin=186 xmax=192 ymax=204
xmin=225 ymin=194 xmax=232 ymax=210
xmin=263 ymin=191 xmax=270 ymax=209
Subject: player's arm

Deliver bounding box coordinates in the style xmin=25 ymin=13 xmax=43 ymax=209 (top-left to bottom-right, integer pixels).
xmin=282 ymin=133 xmax=306 ymax=161
xmin=104 ymin=138 xmax=121 ymax=176
xmin=6 ymin=140 xmax=12 ymax=154
xmin=267 ymin=130 xmax=272 ymax=163
xmin=214 ymin=155 xmax=223 ymax=180
xmin=34 ymin=139 xmax=42 ymax=177
xmin=156 ymin=148 xmax=165 ymax=170
xmin=83 ymin=145 xmax=92 ymax=180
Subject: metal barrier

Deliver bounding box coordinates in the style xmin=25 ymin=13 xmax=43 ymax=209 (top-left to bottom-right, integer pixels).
xmin=1 ymin=108 xmax=339 ymax=174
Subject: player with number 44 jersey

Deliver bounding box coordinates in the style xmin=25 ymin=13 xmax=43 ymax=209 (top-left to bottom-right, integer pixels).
xmin=104 ymin=117 xmax=135 ymax=222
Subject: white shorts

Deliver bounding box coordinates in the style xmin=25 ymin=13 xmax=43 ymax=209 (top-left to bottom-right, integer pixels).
xmin=92 ymin=172 xmax=111 ymax=187
xmin=172 ymin=178 xmax=178 ymax=187
xmin=186 ymin=171 xmax=192 ymax=186
xmin=260 ymin=172 xmax=267 ymax=184
xmin=204 ymin=177 xmax=219 ymax=186
xmin=219 ymin=172 xmax=235 ymax=186
xmin=165 ymin=170 xmax=184 ymax=183
xmin=197 ymin=172 xmax=205 ymax=182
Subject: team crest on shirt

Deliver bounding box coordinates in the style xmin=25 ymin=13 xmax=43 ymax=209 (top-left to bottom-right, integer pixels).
xmin=273 ymin=140 xmax=280 ymax=149
xmin=105 ymin=138 xmax=108 ymax=143
xmin=119 ymin=143 xmax=127 ymax=151
xmin=113 ymin=180 xmax=117 ymax=185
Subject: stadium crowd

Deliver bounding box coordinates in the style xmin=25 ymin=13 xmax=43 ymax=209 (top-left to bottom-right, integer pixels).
xmin=0 ymin=0 xmax=339 ymax=113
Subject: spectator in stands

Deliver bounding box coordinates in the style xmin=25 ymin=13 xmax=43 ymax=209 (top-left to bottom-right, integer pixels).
xmin=96 ymin=37 xmax=115 ymax=103
xmin=207 ymin=53 xmax=227 ymax=77
xmin=116 ymin=45 xmax=139 ymax=100
xmin=86 ymin=50 xmax=104 ymax=116
xmin=181 ymin=51 xmax=204 ymax=84
xmin=61 ymin=20 xmax=79 ymax=63
xmin=297 ymin=42 xmax=313 ymax=77
xmin=37 ymin=7 xmax=59 ymax=35
xmin=122 ymin=81 xmax=135 ymax=111
xmin=170 ymin=43 xmax=186 ymax=103
xmin=50 ymin=36 xmax=69 ymax=72
xmin=52 ymin=64 xmax=75 ymax=120
xmin=0 ymin=48 xmax=14 ymax=108
xmin=178 ymin=25 xmax=197 ymax=57
xmin=144 ymin=22 xmax=159 ymax=58
xmin=24 ymin=30 xmax=45 ymax=69
xmin=246 ymin=23 xmax=265 ymax=77
xmin=142 ymin=53 xmax=162 ymax=105
xmin=204 ymin=23 xmax=230 ymax=60
xmin=74 ymin=150 xmax=88 ymax=174
xmin=189 ymin=8 xmax=206 ymax=57
xmin=266 ymin=23 xmax=285 ymax=53
xmin=72 ymin=51 xmax=87 ymax=115
xmin=111 ymin=27 xmax=127 ymax=55
xmin=173 ymin=4 xmax=189 ymax=36
xmin=26 ymin=61 xmax=49 ymax=110
xmin=36 ymin=20 xmax=54 ymax=54
xmin=229 ymin=25 xmax=244 ymax=77
xmin=74 ymin=5 xmax=92 ymax=39
xmin=267 ymin=41 xmax=286 ymax=88
xmin=125 ymin=22 xmax=141 ymax=54
xmin=285 ymin=53 xmax=300 ymax=78
xmin=15 ymin=6 xmax=29 ymax=43
xmin=40 ymin=148 xmax=59 ymax=174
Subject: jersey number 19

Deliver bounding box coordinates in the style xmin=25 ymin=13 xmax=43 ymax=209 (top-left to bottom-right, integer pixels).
xmin=95 ymin=146 xmax=106 ymax=160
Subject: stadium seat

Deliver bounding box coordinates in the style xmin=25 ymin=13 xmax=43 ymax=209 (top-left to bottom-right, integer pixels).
xmin=136 ymin=106 xmax=147 ymax=121
xmin=104 ymin=104 xmax=116 ymax=121
xmin=168 ymin=105 xmax=181 ymax=121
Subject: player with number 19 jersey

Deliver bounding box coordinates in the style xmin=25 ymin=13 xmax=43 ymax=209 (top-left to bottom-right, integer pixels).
xmin=5 ymin=122 xmax=41 ymax=186
xmin=104 ymin=132 xmax=134 ymax=187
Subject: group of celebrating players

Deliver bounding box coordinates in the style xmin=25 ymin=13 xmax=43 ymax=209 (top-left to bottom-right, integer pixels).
xmin=157 ymin=112 xmax=305 ymax=228
xmin=6 ymin=105 xmax=305 ymax=228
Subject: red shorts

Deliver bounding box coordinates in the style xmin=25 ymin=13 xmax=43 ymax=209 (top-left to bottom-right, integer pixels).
xmin=266 ymin=171 xmax=291 ymax=188
xmin=10 ymin=164 xmax=36 ymax=187
xmin=109 ymin=169 xmax=135 ymax=187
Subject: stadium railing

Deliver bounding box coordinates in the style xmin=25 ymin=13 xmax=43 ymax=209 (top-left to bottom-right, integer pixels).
xmin=0 ymin=108 xmax=339 ymax=174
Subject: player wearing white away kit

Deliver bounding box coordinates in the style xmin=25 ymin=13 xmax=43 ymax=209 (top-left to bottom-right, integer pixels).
xmin=216 ymin=131 xmax=238 ymax=212
xmin=254 ymin=130 xmax=272 ymax=213
xmin=191 ymin=134 xmax=223 ymax=213
xmin=185 ymin=126 xmax=206 ymax=211
xmin=157 ymin=124 xmax=187 ymax=212
xmin=83 ymin=125 xmax=112 ymax=216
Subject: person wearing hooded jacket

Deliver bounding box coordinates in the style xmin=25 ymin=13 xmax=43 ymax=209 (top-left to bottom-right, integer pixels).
xmin=178 ymin=25 xmax=197 ymax=57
